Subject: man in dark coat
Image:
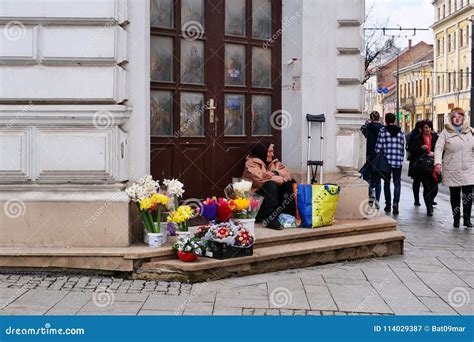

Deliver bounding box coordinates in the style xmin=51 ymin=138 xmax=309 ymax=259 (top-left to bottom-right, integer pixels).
xmin=361 ymin=111 xmax=383 ymax=207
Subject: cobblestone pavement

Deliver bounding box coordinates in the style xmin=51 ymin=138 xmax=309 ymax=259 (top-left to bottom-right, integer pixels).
xmin=0 ymin=183 xmax=472 ymax=316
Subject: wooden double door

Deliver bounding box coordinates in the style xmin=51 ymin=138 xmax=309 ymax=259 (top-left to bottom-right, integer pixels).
xmin=150 ymin=0 xmax=282 ymax=198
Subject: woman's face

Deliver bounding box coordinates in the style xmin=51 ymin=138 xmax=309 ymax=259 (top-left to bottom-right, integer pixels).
xmin=267 ymin=144 xmax=274 ymax=163
xmin=452 ymin=112 xmax=464 ymax=126
xmin=422 ymin=124 xmax=431 ymax=135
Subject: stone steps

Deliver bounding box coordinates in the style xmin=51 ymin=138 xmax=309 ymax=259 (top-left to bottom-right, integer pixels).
xmin=135 ymin=226 xmax=405 ymax=282
xmin=0 ymin=216 xmax=404 ymax=281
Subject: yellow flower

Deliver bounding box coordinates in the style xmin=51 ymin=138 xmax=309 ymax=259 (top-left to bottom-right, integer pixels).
xmin=234 ymin=198 xmax=250 ymax=211
xmin=152 ymin=193 xmax=170 ymax=206
xmin=139 ymin=198 xmax=153 ymax=211
xmin=177 ymin=205 xmax=194 ymax=220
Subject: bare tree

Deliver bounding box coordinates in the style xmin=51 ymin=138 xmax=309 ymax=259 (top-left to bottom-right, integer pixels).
xmin=362 ymin=3 xmax=400 ymax=84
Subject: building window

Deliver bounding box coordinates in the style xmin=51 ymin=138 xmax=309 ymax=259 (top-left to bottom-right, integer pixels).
xmin=437 ymin=114 xmax=445 ymax=132
xmin=437 ymin=76 xmax=441 ymax=95
xmin=467 ymin=67 xmax=470 ymax=88
xmin=427 ymin=78 xmax=430 ymax=96
xmin=460 ymin=27 xmax=463 ymax=47
xmin=460 ymin=69 xmax=464 ymax=89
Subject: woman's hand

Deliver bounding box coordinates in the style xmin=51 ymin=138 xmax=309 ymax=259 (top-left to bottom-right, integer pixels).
xmin=427 ymin=152 xmax=434 ymax=158
xmin=434 ymin=164 xmax=442 ymax=175
xmin=263 ymin=171 xmax=273 ymax=180
xmin=283 ymin=175 xmax=292 ymax=182
xmin=421 ymin=145 xmax=428 ymax=150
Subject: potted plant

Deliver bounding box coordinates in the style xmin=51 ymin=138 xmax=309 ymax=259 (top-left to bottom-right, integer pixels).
xmin=173 ymin=237 xmax=204 ymax=262
xmin=125 ymin=175 xmax=171 ymax=247
xmin=139 ymin=193 xmax=170 ymax=247
xmin=167 ymin=205 xmax=194 ymax=239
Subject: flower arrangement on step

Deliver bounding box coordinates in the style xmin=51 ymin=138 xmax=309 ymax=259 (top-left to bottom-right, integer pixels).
xmin=162 ymin=178 xmax=184 ymax=210
xmin=230 ymin=194 xmax=263 ymax=237
xmin=202 ymin=197 xmax=218 ymax=221
xmin=216 ymin=198 xmax=235 ymax=223
xmin=167 ymin=205 xmax=195 ymax=237
xmin=126 ymin=175 xmax=171 ymax=247
xmin=200 ymin=221 xmax=254 ymax=259
xmin=173 ymin=237 xmax=204 ymax=262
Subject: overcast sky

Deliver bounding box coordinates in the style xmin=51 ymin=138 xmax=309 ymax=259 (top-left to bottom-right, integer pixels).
xmin=366 ymin=0 xmax=434 ymax=47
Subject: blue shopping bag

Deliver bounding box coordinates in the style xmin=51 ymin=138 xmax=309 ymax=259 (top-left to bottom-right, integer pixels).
xmin=296 ymin=184 xmax=313 ymax=228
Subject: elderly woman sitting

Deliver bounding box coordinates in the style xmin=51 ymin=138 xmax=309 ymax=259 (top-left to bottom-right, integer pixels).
xmin=242 ymin=142 xmax=296 ymax=230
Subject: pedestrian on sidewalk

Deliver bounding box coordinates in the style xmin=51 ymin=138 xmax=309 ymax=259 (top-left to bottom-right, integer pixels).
xmin=409 ymin=120 xmax=439 ymax=217
xmin=406 ymin=121 xmax=423 ymax=207
xmin=375 ymin=113 xmax=405 ymax=215
xmin=434 ymin=107 xmax=474 ymax=228
xmin=361 ymin=111 xmax=383 ymax=207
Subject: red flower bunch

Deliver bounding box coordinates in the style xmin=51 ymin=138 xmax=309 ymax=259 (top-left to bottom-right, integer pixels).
xmin=234 ymin=228 xmax=254 ymax=247
xmin=211 ymin=224 xmax=234 ymax=240
xmin=195 ymin=224 xmax=210 ymax=239
xmin=217 ymin=198 xmax=235 ymax=222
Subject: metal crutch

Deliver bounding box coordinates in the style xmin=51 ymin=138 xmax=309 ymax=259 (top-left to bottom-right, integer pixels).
xmin=306 ymin=113 xmax=326 ymax=184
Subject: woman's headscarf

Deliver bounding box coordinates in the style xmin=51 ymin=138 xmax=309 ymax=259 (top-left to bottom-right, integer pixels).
xmin=249 ymin=141 xmax=272 ymax=165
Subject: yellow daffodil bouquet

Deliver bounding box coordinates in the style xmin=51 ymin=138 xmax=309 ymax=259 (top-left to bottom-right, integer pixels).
xmin=139 ymin=193 xmax=171 ymax=233
xmin=126 ymin=176 xmax=170 ymax=234
xmin=167 ymin=205 xmax=195 ymax=232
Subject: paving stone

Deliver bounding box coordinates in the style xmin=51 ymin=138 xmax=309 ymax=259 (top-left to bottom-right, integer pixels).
xmin=45 ymin=292 xmax=92 ymax=315
xmin=326 ymin=283 xmax=392 ymax=314
xmin=306 ymin=310 xmax=322 ymax=315
xmin=142 ymin=295 xmax=189 ymax=311
xmin=304 ymin=285 xmax=338 ymax=311
xmin=267 ymin=280 xmax=310 ymax=310
xmin=265 ymin=309 xmax=280 ymax=315
xmin=215 ymin=294 xmax=269 ymax=309
xmin=213 ymin=308 xmax=243 ymax=315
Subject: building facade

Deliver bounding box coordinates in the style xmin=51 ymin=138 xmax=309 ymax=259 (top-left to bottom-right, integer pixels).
xmin=397 ymin=52 xmax=434 ymax=133
xmin=432 ymin=0 xmax=473 ymax=131
xmin=376 ymin=40 xmax=433 ymax=122
xmin=0 ymin=0 xmax=366 ymax=248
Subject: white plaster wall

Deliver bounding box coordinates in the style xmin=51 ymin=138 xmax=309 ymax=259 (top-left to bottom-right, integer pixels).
xmin=282 ymin=0 xmax=365 ymax=178
xmin=0 ymin=0 xmax=139 ymax=193
xmin=122 ymin=0 xmax=150 ymax=181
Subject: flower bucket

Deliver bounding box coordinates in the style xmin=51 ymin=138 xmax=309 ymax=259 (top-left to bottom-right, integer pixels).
xmin=148 ymin=233 xmax=164 ymax=248
xmin=234 ymin=218 xmax=255 ymax=237
xmin=177 ymin=251 xmax=198 ymax=262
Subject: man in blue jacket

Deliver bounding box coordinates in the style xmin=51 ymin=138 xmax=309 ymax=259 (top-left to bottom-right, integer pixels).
xmin=375 ymin=113 xmax=405 ymax=215
xmin=361 ymin=111 xmax=383 ymax=207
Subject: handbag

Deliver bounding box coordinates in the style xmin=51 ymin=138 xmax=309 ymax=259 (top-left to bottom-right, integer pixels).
xmin=415 ymin=156 xmax=434 ymax=174
xmin=372 ymin=151 xmax=390 ymax=174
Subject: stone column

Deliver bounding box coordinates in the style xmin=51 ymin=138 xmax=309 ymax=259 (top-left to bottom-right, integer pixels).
xmin=333 ymin=0 xmax=370 ymax=220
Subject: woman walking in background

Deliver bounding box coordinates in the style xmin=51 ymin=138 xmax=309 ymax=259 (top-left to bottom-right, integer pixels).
xmin=407 ymin=121 xmax=424 ymax=207
xmin=434 ymin=108 xmax=474 ymax=228
xmin=409 ymin=120 xmax=438 ymax=216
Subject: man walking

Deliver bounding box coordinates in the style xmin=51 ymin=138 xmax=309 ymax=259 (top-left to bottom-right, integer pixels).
xmin=361 ymin=111 xmax=383 ymax=207
xmin=375 ymin=113 xmax=405 ymax=215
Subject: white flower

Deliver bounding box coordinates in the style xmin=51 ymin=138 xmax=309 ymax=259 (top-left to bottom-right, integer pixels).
xmin=233 ymin=179 xmax=252 ymax=196
xmin=163 ymin=179 xmax=185 ymax=198
xmin=126 ymin=175 xmax=159 ymax=202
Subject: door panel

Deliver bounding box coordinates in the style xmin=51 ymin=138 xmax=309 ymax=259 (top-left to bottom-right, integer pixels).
xmin=150 ymin=0 xmax=281 ymax=199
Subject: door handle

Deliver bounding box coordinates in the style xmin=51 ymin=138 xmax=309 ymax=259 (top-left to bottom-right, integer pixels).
xmin=207 ymin=99 xmax=217 ymax=123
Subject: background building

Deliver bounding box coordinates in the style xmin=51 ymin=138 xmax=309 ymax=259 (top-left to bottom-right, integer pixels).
xmin=432 ymin=0 xmax=473 ymax=131
xmin=397 ymin=51 xmax=434 ymax=133
xmin=376 ymin=40 xmax=433 ymax=122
